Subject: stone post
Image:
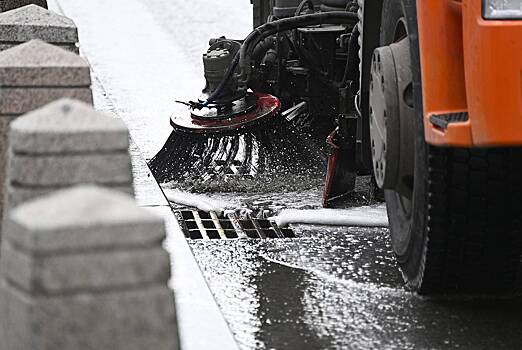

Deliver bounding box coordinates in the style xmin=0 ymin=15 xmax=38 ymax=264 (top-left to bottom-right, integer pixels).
xmin=0 ymin=0 xmax=47 ymax=12
xmin=0 ymin=5 xmax=79 ymax=53
xmin=0 ymin=186 xmax=179 ymax=350
xmin=5 ymin=98 xmax=134 ymax=211
xmin=0 ymin=39 xmax=92 ymax=220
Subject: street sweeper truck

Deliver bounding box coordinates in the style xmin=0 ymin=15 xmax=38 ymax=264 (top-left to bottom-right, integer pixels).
xmin=150 ymin=0 xmax=522 ymax=294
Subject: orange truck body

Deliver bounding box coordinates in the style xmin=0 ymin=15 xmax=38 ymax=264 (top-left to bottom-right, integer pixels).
xmin=417 ymin=0 xmax=522 ymax=147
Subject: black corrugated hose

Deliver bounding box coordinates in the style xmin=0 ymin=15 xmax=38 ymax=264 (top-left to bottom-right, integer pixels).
xmin=201 ymin=11 xmax=359 ymax=107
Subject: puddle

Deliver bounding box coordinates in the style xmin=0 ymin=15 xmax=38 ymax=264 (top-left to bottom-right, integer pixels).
xmin=191 ymin=230 xmax=522 ymax=350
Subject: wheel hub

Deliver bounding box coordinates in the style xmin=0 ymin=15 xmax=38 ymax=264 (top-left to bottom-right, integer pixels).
xmin=171 ymin=92 xmax=281 ymax=135
xmin=369 ymin=37 xmax=415 ymax=198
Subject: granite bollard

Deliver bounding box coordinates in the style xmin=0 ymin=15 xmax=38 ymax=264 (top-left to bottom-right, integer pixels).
xmin=0 ymin=40 xmax=93 ymax=219
xmin=5 ymin=98 xmax=134 ymax=211
xmin=0 ymin=186 xmax=179 ymax=350
xmin=0 ymin=0 xmax=46 ymax=12
xmin=0 ymin=5 xmax=79 ymax=53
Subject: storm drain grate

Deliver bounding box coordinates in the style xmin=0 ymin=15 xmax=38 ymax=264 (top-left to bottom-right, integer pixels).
xmin=175 ymin=210 xmax=295 ymax=240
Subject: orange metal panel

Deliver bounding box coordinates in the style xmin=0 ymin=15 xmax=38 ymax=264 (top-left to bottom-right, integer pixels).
xmin=462 ymin=0 xmax=522 ymax=146
xmin=417 ymin=0 xmax=472 ymax=146
xmin=417 ymin=0 xmax=522 ymax=147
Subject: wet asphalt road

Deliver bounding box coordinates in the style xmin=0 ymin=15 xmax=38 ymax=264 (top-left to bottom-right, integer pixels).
xmin=54 ymin=0 xmax=522 ymax=348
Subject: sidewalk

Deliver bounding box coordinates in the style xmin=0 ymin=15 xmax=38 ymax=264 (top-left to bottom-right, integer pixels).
xmin=47 ymin=0 xmax=240 ymax=348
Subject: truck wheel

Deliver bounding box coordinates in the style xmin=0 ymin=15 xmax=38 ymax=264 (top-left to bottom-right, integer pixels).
xmin=371 ymin=0 xmax=522 ymax=293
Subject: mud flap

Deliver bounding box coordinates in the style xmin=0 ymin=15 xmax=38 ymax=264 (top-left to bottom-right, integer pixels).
xmin=323 ymin=124 xmax=357 ymax=208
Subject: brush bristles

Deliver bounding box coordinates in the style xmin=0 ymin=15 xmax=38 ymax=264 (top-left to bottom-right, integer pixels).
xmin=148 ymin=119 xmax=327 ymax=191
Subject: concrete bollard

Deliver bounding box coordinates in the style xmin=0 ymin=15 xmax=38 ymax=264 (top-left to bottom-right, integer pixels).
xmin=0 ymin=186 xmax=179 ymax=350
xmin=5 ymin=98 xmax=134 ymax=211
xmin=0 ymin=40 xmax=93 ymax=220
xmin=0 ymin=5 xmax=79 ymax=53
xmin=0 ymin=0 xmax=47 ymax=12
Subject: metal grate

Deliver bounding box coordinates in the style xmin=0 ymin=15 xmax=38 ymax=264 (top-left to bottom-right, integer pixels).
xmin=175 ymin=210 xmax=295 ymax=240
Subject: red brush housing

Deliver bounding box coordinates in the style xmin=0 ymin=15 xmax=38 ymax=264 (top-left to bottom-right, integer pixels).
xmin=171 ymin=92 xmax=281 ymax=135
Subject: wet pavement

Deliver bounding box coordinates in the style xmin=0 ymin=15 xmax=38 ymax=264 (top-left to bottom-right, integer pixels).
xmin=54 ymin=0 xmax=522 ymax=348
xmin=191 ymin=232 xmax=522 ymax=350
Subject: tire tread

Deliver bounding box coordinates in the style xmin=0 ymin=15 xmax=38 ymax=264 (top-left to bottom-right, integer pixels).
xmin=420 ymin=147 xmax=522 ymax=293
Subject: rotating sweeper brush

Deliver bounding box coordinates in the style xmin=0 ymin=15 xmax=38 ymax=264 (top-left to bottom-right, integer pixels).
xmin=149 ymin=8 xmax=360 ymax=193
xmin=149 ymin=39 xmax=325 ymax=189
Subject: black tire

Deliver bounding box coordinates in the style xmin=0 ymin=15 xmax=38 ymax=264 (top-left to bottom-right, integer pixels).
xmin=381 ymin=0 xmax=522 ymax=294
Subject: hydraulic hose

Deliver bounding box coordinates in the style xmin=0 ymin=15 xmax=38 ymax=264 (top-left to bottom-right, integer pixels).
xmin=295 ymin=0 xmax=315 ymax=16
xmin=238 ymin=11 xmax=359 ymax=91
xmin=341 ymin=24 xmax=360 ymax=86
xmin=200 ymin=11 xmax=359 ymax=107
xmin=252 ymin=37 xmax=277 ymax=61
